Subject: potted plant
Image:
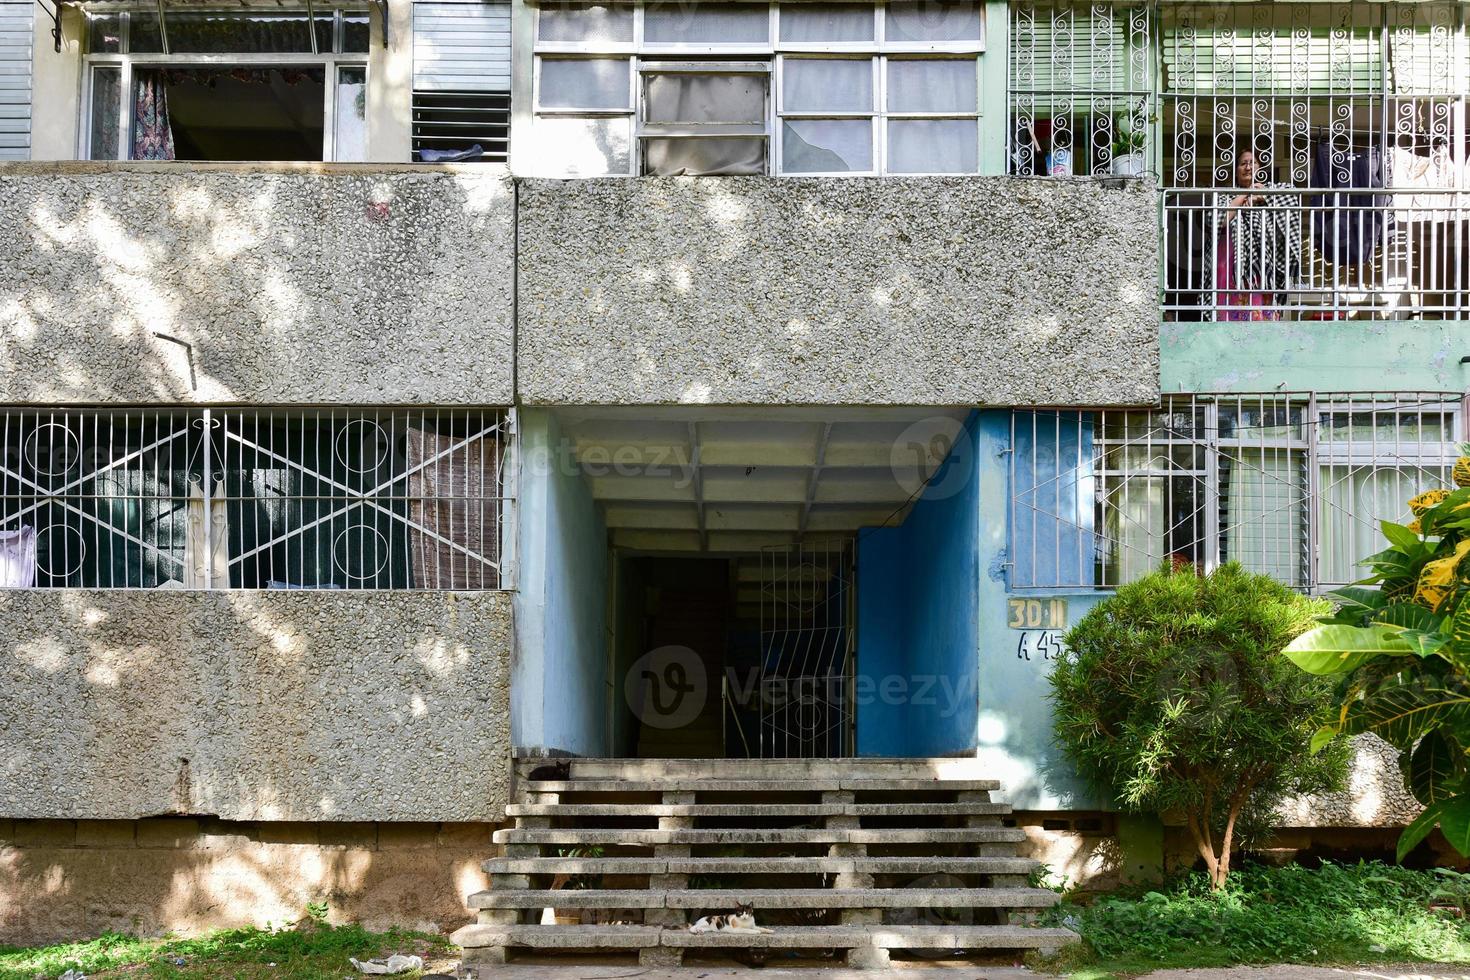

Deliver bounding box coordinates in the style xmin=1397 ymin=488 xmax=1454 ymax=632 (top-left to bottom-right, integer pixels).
xmin=1110 ymin=112 xmax=1148 ymax=177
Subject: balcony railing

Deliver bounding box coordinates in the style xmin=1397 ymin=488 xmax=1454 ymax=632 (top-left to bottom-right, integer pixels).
xmin=1163 ymin=186 xmax=1470 ymax=322
xmin=0 ymin=407 xmax=510 ymax=591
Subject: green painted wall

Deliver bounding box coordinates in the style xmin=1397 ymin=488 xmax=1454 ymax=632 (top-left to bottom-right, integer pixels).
xmin=1162 ymin=321 xmax=1469 ymax=394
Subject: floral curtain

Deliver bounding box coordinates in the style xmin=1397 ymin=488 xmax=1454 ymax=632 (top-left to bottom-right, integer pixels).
xmin=131 ymin=70 xmax=175 ymax=161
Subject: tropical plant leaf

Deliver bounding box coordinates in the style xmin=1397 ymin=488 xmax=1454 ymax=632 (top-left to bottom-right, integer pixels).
xmin=1283 ymin=625 xmax=1416 ymax=675
xmin=1398 ymin=802 xmax=1445 ymax=861
xmin=1387 ymin=520 xmax=1422 ymax=552
xmin=1373 ymin=603 xmax=1446 ymax=633
xmin=1438 ymin=795 xmax=1470 ymax=857
xmin=1397 ymin=629 xmax=1451 ymax=659
xmin=1332 ymin=586 xmax=1390 ymax=612
xmin=1409 ymin=729 xmax=1462 ymax=804
xmin=1309 ymin=725 xmax=1338 ymax=755
xmin=1452 ymin=598 xmax=1470 ymax=655
xmin=1340 ymin=677 xmax=1470 ymax=747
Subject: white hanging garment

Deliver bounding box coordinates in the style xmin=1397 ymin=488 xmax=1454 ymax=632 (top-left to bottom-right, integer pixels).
xmin=0 ymin=526 xmax=37 ymax=587
xmin=183 ymin=479 xmax=230 ymax=588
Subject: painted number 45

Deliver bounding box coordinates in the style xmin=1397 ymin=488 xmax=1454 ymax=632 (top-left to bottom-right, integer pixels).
xmin=1016 ymin=630 xmax=1065 ymax=661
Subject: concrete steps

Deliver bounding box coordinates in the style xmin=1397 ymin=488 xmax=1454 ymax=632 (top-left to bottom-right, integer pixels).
xmin=454 ymin=758 xmax=1078 ymax=968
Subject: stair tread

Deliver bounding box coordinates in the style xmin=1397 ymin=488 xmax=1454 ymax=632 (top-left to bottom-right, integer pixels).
xmin=484 ymin=856 xmax=1042 ymax=874
xmin=506 ymin=802 xmax=1009 ymax=817
xmin=470 ymin=887 xmax=1062 ymax=909
xmin=494 ymin=827 xmax=1025 ymax=844
xmin=525 ymin=778 xmax=1001 ymax=793
xmin=453 ymin=923 xmax=1079 ymax=951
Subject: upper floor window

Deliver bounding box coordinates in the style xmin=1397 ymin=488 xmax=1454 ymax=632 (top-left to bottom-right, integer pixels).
xmin=82 ymin=6 xmax=372 ymax=162
xmin=529 ymin=1 xmax=986 ymax=176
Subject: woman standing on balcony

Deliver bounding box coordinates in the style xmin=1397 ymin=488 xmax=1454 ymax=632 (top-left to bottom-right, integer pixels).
xmin=1211 ymin=148 xmax=1301 ymax=321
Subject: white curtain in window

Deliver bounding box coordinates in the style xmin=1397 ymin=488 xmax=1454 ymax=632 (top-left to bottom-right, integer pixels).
xmin=1224 ymin=449 xmax=1305 ymax=587
xmin=887 ymin=118 xmax=977 ymax=172
xmin=1319 ymin=465 xmax=1421 ymax=586
xmin=783 ymin=58 xmax=872 ymax=112
xmin=644 ymin=4 xmax=769 ymax=44
xmin=886 ymin=0 xmax=982 ymax=43
xmin=540 ymin=58 xmax=630 ymax=110
xmin=782 ymin=119 xmax=872 ymax=172
xmin=779 ymin=4 xmax=874 ymax=43
xmin=887 ymin=59 xmax=976 ymax=113
xmin=645 ymin=73 xmax=766 ymax=124
xmin=1103 ymin=474 xmax=1165 ymax=585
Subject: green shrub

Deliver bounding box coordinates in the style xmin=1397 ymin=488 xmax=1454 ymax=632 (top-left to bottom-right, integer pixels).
xmin=1043 ymin=861 xmax=1470 ymax=970
xmin=1051 ymin=563 xmax=1348 ymax=889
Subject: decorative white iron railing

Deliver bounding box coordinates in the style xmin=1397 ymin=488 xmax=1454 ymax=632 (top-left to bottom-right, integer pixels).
xmin=0 ymin=407 xmax=511 ymax=590
xmin=1010 ymin=392 xmax=1467 ymax=592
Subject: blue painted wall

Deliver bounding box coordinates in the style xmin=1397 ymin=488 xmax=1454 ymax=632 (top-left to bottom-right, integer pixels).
xmin=975 ymin=410 xmax=1105 ymax=809
xmin=856 ymin=412 xmax=981 ymax=757
xmin=512 ymin=409 xmax=609 ymax=757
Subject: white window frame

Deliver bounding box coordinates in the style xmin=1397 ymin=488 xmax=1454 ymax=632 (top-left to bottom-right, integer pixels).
xmin=531 ymin=1 xmax=986 ymax=176
xmin=78 ymin=7 xmax=371 ymax=162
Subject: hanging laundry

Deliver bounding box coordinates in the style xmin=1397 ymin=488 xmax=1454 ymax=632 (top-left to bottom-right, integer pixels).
xmin=0 ymin=526 xmax=37 ymax=587
xmin=183 ymin=478 xmax=230 ymax=588
xmin=1389 ymin=145 xmax=1469 ymax=224
xmin=1310 ymin=142 xmax=1390 ymax=269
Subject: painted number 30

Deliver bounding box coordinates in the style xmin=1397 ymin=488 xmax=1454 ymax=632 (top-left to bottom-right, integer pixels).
xmin=1016 ymin=630 xmax=1064 ymax=661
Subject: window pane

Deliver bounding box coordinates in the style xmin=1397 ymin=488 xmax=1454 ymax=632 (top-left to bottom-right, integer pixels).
xmin=887 ymin=118 xmax=977 ymax=172
xmin=779 ymin=4 xmax=874 ymax=43
xmin=88 ymin=66 xmax=121 ymax=160
xmin=164 ymin=11 xmax=319 ymax=53
xmin=782 ymin=119 xmax=871 ymax=172
xmin=887 ymin=59 xmax=976 ymax=112
xmin=342 ymin=12 xmax=371 ymax=53
xmin=537 ymin=3 xmax=634 ymax=43
xmin=782 ymin=59 xmax=871 ymax=112
xmin=885 ymin=1 xmax=982 ymax=43
xmin=540 ymin=58 xmax=631 ymax=109
xmin=645 ymin=72 xmax=766 ymax=124
xmin=334 ymin=67 xmax=368 ymax=162
xmin=644 ymin=4 xmax=769 ymax=44
xmin=87 ymin=13 xmax=121 ymax=53
xmin=129 ymin=11 xmax=163 ymax=52
xmin=644 ymin=136 xmax=765 ymax=175
xmin=537 ymin=115 xmax=631 ymax=174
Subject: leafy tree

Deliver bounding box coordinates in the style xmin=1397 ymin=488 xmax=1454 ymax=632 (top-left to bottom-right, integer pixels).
xmin=1284 ymin=446 xmax=1470 ymax=860
xmin=1051 ymin=563 xmax=1348 ymax=890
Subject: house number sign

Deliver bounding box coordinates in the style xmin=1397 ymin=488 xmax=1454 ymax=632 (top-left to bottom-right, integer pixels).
xmin=1008 ymin=598 xmax=1068 ymax=662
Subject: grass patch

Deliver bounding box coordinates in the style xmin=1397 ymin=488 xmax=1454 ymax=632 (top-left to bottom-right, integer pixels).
xmin=0 ymin=922 xmax=452 ymax=980
xmin=1033 ymin=860 xmax=1470 ymax=977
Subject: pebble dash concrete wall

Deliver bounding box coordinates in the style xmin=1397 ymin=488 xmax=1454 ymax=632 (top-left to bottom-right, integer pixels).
xmin=515 ymin=176 xmax=1160 ymax=406
xmin=0 ymin=163 xmax=515 ymax=405
xmin=0 ymin=590 xmax=512 ymax=822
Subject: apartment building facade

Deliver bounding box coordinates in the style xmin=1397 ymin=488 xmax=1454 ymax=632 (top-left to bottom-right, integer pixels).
xmin=0 ymin=0 xmax=1465 ymax=948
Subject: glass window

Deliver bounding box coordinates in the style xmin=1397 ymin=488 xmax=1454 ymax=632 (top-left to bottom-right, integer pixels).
xmin=782 ymin=58 xmax=871 ymax=112
xmin=885 ymin=0 xmax=982 ymax=43
xmin=87 ymin=66 xmax=121 ymax=160
xmin=644 ymin=136 xmax=765 ymax=175
xmin=644 ymin=4 xmax=770 ymax=45
xmin=129 ymin=11 xmax=164 ymax=52
xmin=334 ymin=66 xmax=368 ymax=161
xmin=537 ymin=115 xmax=632 ymax=174
xmin=87 ymin=14 xmax=121 ymax=53
xmin=779 ymin=4 xmax=874 ymax=43
xmin=782 ymin=118 xmax=871 ymax=172
xmin=342 ymin=12 xmax=372 ymax=53
xmin=887 ymin=118 xmax=977 ymax=172
xmin=538 ymin=3 xmax=634 ymax=43
xmin=540 ymin=58 xmax=632 ymax=109
xmin=887 ymin=58 xmax=976 ymax=113
xmin=163 ymin=11 xmax=320 ymax=53
xmin=645 ymin=72 xmax=766 ymax=124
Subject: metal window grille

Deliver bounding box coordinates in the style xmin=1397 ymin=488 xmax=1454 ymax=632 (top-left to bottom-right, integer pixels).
xmin=1010 ymin=392 xmax=1467 ymax=592
xmin=0 ymin=407 xmax=511 ymax=590
xmin=1007 ymin=1 xmax=1155 ymax=177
